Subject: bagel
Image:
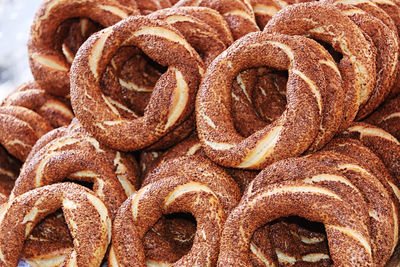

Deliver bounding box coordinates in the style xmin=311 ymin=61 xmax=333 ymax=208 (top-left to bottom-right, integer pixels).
xmin=264 ymin=2 xmax=377 ymax=129
xmin=70 ymin=16 xmax=204 ymax=151
xmin=196 ymin=32 xmax=326 ymax=169
xmin=28 ymin=0 xmax=139 ymax=95
xmin=109 ymin=175 xmax=228 ymax=266
xmin=219 ymin=180 xmax=372 ymax=265
xmin=0 ymin=183 xmax=111 ymax=266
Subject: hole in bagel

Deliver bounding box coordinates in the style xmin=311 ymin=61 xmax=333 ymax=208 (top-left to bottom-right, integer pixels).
xmin=0 ymin=146 xmax=21 ymax=204
xmin=143 ymin=212 xmax=197 ymax=264
xmin=62 ymin=178 xmax=94 ymax=191
xmin=100 ymin=46 xmax=167 ymax=118
xmin=21 ymin=209 xmax=73 ymax=264
xmin=0 ymin=145 xmax=22 ymax=179
xmin=251 ymin=216 xmax=332 ymax=265
xmin=57 ymin=18 xmax=102 ymax=63
xmin=317 ymin=40 xmax=343 ymax=64
xmin=232 ymin=67 xmax=288 ymax=138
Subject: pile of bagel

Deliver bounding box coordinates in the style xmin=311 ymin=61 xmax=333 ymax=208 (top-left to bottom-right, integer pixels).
xmin=1 ymin=0 xmax=400 ymax=266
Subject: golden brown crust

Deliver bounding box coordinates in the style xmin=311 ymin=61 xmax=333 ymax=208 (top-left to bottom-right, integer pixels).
xmin=143 ymin=113 xmax=196 ymax=150
xmin=12 ymin=149 xmax=127 ymax=218
xmin=108 ymin=7 xmax=232 ymax=115
xmin=249 ymin=0 xmax=282 ymax=29
xmin=0 ymin=84 xmax=70 ymax=165
xmin=322 ymin=0 xmax=398 ymax=34
xmin=248 ymin=0 xmax=314 ymax=29
xmin=297 ymin=36 xmax=344 ymax=151
xmin=140 ymin=134 xmax=259 ymax=192
xmin=143 ymin=155 xmax=241 ymax=211
xmin=70 ymin=16 xmax=204 ymax=151
xmin=28 ymin=0 xmax=139 ymax=96
xmin=264 ymin=2 xmax=377 ymax=130
xmin=23 ymin=118 xmax=140 ymax=197
xmin=13 ymin=118 xmax=139 ymax=264
xmin=0 ymin=183 xmax=111 ymax=267
xmin=100 ymin=7 xmax=231 ymax=151
xmin=231 ymin=36 xmax=344 ymax=152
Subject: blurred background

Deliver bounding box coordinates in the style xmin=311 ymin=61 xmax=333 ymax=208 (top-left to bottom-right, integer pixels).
xmin=0 ymin=0 xmax=42 ymax=100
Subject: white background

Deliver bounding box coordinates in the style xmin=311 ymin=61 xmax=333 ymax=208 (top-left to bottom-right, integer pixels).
xmin=0 ymin=0 xmax=42 ymax=100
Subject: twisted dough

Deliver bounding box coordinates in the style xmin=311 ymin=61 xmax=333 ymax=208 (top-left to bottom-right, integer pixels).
xmin=0 ymin=87 xmax=71 ymax=163
xmin=230 ymin=35 xmax=345 ymax=151
xmin=12 ymin=149 xmax=127 ymax=219
xmin=330 ymin=0 xmax=398 ymax=35
xmin=0 ymin=183 xmax=111 ymax=267
xmin=323 ymin=137 xmax=400 ymax=211
xmin=323 ymin=138 xmax=400 ymax=240
xmin=11 ymin=118 xmax=138 ymax=265
xmin=71 ymin=16 xmax=204 ymax=151
xmin=148 ymin=7 xmax=232 ymax=67
xmin=114 ymin=6 xmax=232 ymax=113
